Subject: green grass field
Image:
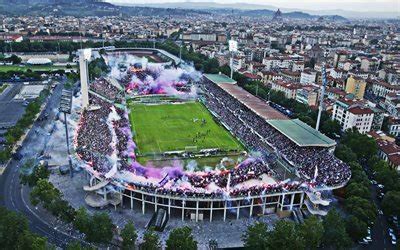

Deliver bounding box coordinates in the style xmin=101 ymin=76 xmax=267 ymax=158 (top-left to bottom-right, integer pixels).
xmin=129 ymin=102 xmax=243 ymax=155
xmin=0 ymin=65 xmax=77 ymax=72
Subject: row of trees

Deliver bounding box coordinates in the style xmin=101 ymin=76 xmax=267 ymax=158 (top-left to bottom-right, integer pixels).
xmin=0 ymin=54 xmax=22 ymax=64
xmin=0 ymin=206 xmax=47 ymax=249
xmin=0 ymin=89 xmax=49 ymax=163
xmin=334 ymin=129 xmax=379 ymax=242
xmin=19 ymin=161 xmax=199 ymax=248
xmin=243 ymin=212 xmax=351 ymax=250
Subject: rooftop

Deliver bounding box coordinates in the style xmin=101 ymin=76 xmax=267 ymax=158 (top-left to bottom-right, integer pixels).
xmin=267 ymin=119 xmax=336 ymax=147
xmin=204 ymin=73 xmax=237 ymax=85
xmin=216 ymin=83 xmax=288 ymax=120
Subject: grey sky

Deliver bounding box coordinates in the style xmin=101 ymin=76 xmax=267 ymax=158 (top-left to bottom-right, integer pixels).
xmin=108 ymin=0 xmax=399 ymax=12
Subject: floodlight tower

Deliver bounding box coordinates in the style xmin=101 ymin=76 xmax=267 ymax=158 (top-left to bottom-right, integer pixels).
xmin=59 ymin=89 xmax=73 ymax=178
xmin=229 ymin=40 xmax=238 ymax=79
xmin=315 ymin=52 xmax=329 ymax=131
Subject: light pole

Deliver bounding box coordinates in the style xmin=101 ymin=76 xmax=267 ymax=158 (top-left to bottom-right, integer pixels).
xmin=59 ymin=89 xmax=73 ymax=178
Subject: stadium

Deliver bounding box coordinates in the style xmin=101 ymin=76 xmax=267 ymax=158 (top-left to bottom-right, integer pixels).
xmin=74 ymin=47 xmax=351 ymax=223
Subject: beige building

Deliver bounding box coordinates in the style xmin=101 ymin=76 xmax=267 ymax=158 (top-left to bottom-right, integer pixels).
xmin=345 ymin=76 xmax=366 ymax=99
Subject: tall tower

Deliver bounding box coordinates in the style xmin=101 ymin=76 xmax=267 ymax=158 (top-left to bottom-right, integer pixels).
xmin=79 ymin=49 xmax=91 ymax=109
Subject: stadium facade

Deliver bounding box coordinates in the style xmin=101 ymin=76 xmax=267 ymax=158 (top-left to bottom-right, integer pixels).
xmin=75 ymin=47 xmax=350 ymax=221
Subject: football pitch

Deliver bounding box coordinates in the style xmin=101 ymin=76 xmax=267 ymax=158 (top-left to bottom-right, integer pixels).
xmin=128 ymin=102 xmax=244 ymax=155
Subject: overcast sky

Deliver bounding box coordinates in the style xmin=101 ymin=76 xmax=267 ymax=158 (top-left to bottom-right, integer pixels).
xmin=108 ymin=0 xmax=399 ymax=12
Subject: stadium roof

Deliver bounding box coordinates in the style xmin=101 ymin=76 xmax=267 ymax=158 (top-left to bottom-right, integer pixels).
xmin=204 ymin=73 xmax=237 ymax=85
xmin=267 ymin=119 xmax=336 ymax=147
xmin=217 ymin=82 xmax=288 ymax=120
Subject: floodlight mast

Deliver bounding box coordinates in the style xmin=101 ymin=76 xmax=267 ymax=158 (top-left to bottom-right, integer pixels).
xmin=315 ymin=52 xmax=329 ymax=131
xmin=59 ymin=89 xmax=73 ymax=178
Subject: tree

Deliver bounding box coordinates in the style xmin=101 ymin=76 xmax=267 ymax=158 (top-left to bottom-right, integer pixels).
xmin=345 ymin=182 xmax=370 ymax=200
xmin=242 ymin=222 xmax=268 ymax=249
xmin=298 ymin=215 xmax=324 ymax=249
xmin=266 ymin=220 xmax=305 ymax=250
xmin=322 ymin=209 xmax=352 ymax=249
xmin=73 ymin=208 xmax=114 ymax=244
xmin=341 ymin=129 xmax=377 ymax=162
xmin=73 ymin=207 xmax=91 ymax=235
xmin=321 ymin=119 xmax=341 ymax=139
xmin=0 ymin=206 xmax=47 ymax=250
xmin=334 ymin=145 xmax=357 ymax=164
xmin=345 ymin=196 xmax=377 ymax=225
xmin=30 ymin=179 xmax=60 ymax=206
xmin=121 ymin=221 xmax=137 ymax=250
xmin=89 ymin=212 xmax=114 ymax=244
xmin=166 ymin=226 xmax=197 ymax=250
xmin=141 ymin=229 xmax=161 ymax=250
xmin=346 ymin=216 xmax=368 ymax=242
xmin=20 ymin=162 xmax=50 ymax=187
xmin=381 ymin=191 xmax=400 ymax=216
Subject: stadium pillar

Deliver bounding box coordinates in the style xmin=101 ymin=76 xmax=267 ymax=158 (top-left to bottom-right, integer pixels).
xmin=142 ymin=194 xmax=145 ymax=214
xmin=120 ymin=193 xmax=123 ymax=207
xmin=300 ymin=192 xmax=305 ymax=207
xmin=168 ymin=198 xmax=171 ymax=215
xmin=196 ymin=201 xmax=199 ymax=222
xmin=236 ymin=201 xmax=240 ymax=220
xmin=223 ymin=201 xmax=227 ymax=222
xmin=210 ymin=201 xmax=213 ymax=222
xmin=154 ymin=197 xmax=157 ymax=212
xmin=289 ymin=194 xmax=295 ymax=210
xmin=249 ymin=198 xmax=254 ymax=218
xmin=182 ymin=201 xmax=185 ymax=221
xmin=262 ymin=197 xmax=266 ymax=215
xmin=130 ymin=191 xmax=133 ymax=210
xmin=280 ymin=194 xmax=285 ymax=211
xmin=79 ymin=49 xmax=91 ymax=109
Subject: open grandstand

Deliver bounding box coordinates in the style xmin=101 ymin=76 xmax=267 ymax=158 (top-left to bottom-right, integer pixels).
xmin=74 ymin=48 xmax=351 ymax=221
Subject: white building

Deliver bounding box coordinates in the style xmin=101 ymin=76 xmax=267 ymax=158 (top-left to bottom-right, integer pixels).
xmin=332 ymin=99 xmax=374 ymax=134
xmin=300 ymin=70 xmax=317 ymax=85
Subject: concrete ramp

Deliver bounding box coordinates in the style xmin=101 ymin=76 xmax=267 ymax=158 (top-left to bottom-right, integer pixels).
xmin=83 ymin=180 xmax=110 ymax=192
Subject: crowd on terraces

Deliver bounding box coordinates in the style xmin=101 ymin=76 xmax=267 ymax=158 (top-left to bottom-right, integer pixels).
xmin=90 ymin=77 xmax=123 ymax=102
xmin=76 ymin=73 xmax=350 ymax=199
xmin=75 ymin=96 xmax=133 ymax=172
xmin=202 ymin=80 xmax=351 ymax=187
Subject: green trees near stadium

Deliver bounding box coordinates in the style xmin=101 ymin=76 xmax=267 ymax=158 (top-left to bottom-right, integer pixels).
xmin=141 ymin=229 xmax=161 ymax=250
xmin=20 ymin=161 xmax=50 ymax=187
xmin=166 ymin=226 xmax=197 ymax=250
xmin=121 ymin=221 xmax=137 ymax=250
xmin=243 ymin=216 xmax=324 ymax=250
xmin=0 ymin=206 xmax=47 ymax=250
xmin=382 ymin=191 xmax=400 ymax=216
xmin=265 ymin=220 xmax=305 ymax=250
xmin=30 ymin=179 xmax=76 ymax=223
xmin=298 ymin=215 xmax=324 ymax=249
xmin=345 ymin=215 xmax=368 ymax=242
xmin=73 ymin=207 xmax=114 ymax=244
xmin=242 ymin=222 xmax=269 ymax=249
xmin=322 ymin=209 xmax=352 ymax=249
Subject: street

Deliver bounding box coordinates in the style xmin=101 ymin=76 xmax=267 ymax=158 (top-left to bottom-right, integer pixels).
xmin=0 ymin=80 xmax=87 ymax=248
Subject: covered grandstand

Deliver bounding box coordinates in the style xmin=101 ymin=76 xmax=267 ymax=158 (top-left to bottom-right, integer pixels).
xmin=267 ymin=119 xmax=336 ymax=148
xmin=75 ymin=51 xmax=350 ymax=220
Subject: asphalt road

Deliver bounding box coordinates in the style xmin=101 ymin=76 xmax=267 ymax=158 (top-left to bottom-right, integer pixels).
xmin=0 ymin=83 xmax=25 ymax=128
xmin=361 ymin=167 xmax=396 ymax=250
xmin=0 ymin=79 xmax=88 ymax=248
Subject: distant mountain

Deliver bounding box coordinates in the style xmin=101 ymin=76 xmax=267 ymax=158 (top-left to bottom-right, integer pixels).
xmin=112 ymin=1 xmax=277 ymax=11
xmin=111 ymin=1 xmax=398 ymax=19
xmin=239 ymin=9 xmax=347 ymax=21
xmin=0 ymin=0 xmax=209 ymax=16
